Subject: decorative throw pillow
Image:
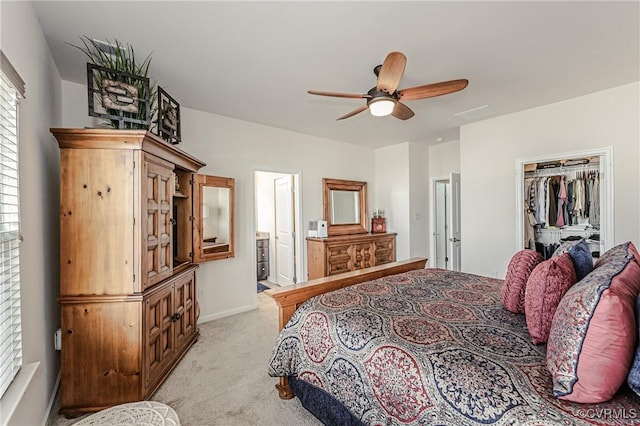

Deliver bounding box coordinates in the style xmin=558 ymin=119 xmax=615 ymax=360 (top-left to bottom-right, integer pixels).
xmin=547 ymin=241 xmax=640 ymax=403
xmin=525 ymin=253 xmax=577 ymax=345
xmin=567 ymin=239 xmax=594 ymax=281
xmin=501 ymin=249 xmax=544 ymax=313
xmin=627 ymin=295 xmax=640 ymax=397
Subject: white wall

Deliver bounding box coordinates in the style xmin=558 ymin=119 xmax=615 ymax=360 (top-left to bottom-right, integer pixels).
xmin=408 ymin=142 xmax=429 ymax=258
xmin=61 ymin=81 xmax=376 ymax=321
xmin=375 ymin=143 xmax=411 ymax=259
xmin=429 ymin=139 xmax=460 ymax=177
xmin=460 ymin=82 xmax=640 ymax=278
xmin=374 ymin=142 xmax=429 ymax=261
xmin=0 ymin=2 xmax=62 ymax=425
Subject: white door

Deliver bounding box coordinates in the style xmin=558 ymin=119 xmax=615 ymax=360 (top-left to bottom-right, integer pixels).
xmin=274 ymin=176 xmax=295 ymax=285
xmin=448 ymin=172 xmax=462 ymax=271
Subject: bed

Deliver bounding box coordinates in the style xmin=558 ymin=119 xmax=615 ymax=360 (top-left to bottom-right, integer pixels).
xmin=266 ymin=258 xmax=639 ymax=425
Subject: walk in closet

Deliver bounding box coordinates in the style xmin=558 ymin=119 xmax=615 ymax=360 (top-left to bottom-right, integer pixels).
xmin=518 ymin=150 xmax=612 ymax=260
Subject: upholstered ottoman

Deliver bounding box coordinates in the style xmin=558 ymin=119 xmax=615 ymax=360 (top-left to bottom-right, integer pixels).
xmin=72 ymin=401 xmax=180 ymax=426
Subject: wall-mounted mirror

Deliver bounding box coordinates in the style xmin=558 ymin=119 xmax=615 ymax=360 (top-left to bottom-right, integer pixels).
xmin=193 ymin=175 xmax=235 ymax=261
xmin=323 ymin=178 xmax=368 ymax=236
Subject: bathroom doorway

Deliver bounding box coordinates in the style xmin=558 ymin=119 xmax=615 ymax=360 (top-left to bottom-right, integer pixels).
xmin=254 ymin=171 xmax=302 ymax=288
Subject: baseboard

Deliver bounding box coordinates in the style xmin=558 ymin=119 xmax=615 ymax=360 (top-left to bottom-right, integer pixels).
xmin=41 ymin=371 xmax=61 ymax=426
xmin=198 ymin=303 xmax=257 ymax=324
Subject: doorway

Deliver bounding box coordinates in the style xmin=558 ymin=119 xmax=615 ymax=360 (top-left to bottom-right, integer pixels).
xmin=255 ymin=171 xmax=302 ymax=288
xmin=430 ymin=173 xmax=461 ymax=271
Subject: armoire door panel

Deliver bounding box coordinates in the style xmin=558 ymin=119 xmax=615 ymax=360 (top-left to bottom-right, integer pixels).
xmin=142 ymin=154 xmax=174 ymax=290
xmin=174 ymin=271 xmax=196 ymax=351
xmin=60 ymin=301 xmax=142 ymax=409
xmin=59 ymin=149 xmax=135 ymax=296
xmin=144 ymin=284 xmax=175 ymax=388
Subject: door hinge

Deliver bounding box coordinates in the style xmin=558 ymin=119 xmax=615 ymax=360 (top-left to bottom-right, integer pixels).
xmin=292 ymin=231 xmax=296 ymax=238
xmin=293 ymin=276 xmax=297 ymax=284
xmin=133 ymin=217 xmax=135 ymax=225
xmin=445 ymin=257 xmax=449 ymax=262
xmin=189 ymin=216 xmax=193 ymax=221
xmin=133 ymin=274 xmax=136 ymax=282
xmin=189 ymin=252 xmax=193 ymax=259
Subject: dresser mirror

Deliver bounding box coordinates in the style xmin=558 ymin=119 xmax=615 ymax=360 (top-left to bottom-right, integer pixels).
xmin=323 ymin=178 xmax=368 ymax=236
xmin=193 ymin=175 xmax=235 ymax=261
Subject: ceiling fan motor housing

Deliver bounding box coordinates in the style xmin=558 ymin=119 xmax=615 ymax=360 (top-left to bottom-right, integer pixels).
xmin=367 ymin=87 xmax=397 ymax=102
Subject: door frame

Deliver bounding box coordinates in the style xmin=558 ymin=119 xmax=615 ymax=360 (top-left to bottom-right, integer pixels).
xmin=253 ymin=170 xmax=303 ymax=285
xmin=514 ymin=147 xmax=614 ymax=252
xmin=430 ymin=176 xmax=449 ymax=269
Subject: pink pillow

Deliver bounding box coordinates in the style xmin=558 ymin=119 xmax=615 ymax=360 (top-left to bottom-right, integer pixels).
xmin=525 ymin=254 xmax=576 ymax=345
xmin=547 ymin=242 xmax=640 ymax=403
xmin=501 ymin=249 xmax=543 ymax=313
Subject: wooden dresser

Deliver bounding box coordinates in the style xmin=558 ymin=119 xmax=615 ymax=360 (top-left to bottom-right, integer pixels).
xmin=306 ymin=233 xmax=396 ymax=279
xmin=52 ymin=128 xmax=206 ymax=416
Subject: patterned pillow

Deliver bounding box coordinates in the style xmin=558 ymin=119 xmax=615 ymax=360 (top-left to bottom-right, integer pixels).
xmin=501 ymin=249 xmax=544 ymax=313
xmin=552 ymin=239 xmax=581 ymax=257
xmin=525 ymin=253 xmax=577 ymax=345
xmin=627 ymin=295 xmax=640 ymax=397
xmin=547 ymin=241 xmax=640 ymax=403
xmin=567 ymin=239 xmax=594 ymax=281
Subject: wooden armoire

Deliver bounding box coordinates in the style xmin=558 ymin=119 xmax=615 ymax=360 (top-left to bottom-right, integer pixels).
xmin=52 ymin=128 xmax=215 ymax=416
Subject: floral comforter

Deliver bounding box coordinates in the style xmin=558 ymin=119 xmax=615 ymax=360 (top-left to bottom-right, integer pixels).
xmin=268 ymin=269 xmax=639 ymax=425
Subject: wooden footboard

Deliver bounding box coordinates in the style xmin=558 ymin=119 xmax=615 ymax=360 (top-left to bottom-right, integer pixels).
xmin=265 ymin=257 xmax=428 ymax=399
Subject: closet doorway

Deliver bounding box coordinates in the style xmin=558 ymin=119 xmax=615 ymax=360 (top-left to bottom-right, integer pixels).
xmin=430 ymin=173 xmax=461 ymax=271
xmin=515 ymin=147 xmax=613 ymax=259
xmin=255 ymin=171 xmax=302 ymax=287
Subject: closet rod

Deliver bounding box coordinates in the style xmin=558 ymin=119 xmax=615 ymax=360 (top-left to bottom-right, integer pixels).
xmin=524 ymin=163 xmax=600 ymax=177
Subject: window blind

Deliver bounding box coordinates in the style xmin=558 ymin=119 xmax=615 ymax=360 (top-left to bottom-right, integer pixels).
xmin=0 ymin=58 xmax=22 ymax=399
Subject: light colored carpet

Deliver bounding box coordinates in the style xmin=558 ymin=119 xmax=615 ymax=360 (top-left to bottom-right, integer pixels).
xmin=47 ymin=293 xmax=321 ymax=426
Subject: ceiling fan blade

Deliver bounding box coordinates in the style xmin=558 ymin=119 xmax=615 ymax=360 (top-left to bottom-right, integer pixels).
xmin=307 ymin=90 xmax=370 ymax=99
xmin=397 ymin=79 xmax=469 ymax=101
xmin=336 ymin=105 xmax=369 ymax=121
xmin=376 ymin=51 xmax=407 ymax=94
xmin=391 ymin=102 xmax=415 ymax=120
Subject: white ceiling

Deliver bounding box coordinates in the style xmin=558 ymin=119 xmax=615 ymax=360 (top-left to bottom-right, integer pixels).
xmin=32 ymin=1 xmax=639 ymax=149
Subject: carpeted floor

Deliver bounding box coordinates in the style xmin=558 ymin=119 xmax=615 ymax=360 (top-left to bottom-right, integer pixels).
xmin=47 ymin=293 xmax=320 ymax=426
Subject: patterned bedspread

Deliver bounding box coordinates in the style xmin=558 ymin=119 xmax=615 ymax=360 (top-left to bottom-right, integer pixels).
xmin=268 ymin=269 xmax=639 ymax=425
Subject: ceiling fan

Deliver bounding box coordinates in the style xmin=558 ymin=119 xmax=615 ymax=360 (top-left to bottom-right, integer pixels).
xmin=308 ymin=51 xmax=468 ymax=121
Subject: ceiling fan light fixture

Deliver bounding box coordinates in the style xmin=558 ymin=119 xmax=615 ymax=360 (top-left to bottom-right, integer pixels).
xmin=368 ymin=98 xmax=396 ymax=117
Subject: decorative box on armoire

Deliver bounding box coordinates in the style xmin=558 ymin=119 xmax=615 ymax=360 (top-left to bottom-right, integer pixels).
xmin=52 ymin=128 xmax=231 ymax=416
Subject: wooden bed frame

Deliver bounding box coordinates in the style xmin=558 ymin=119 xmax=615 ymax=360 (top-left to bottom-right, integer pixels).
xmin=264 ymin=257 xmax=428 ymax=399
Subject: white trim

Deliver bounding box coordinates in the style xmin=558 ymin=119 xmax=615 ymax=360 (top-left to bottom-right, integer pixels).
xmin=515 ymin=147 xmax=614 ymax=253
xmin=0 ymin=362 xmax=39 ymax=426
xmin=198 ymin=303 xmax=256 ymax=324
xmin=429 ymin=176 xmax=450 ymax=269
xmin=41 ymin=372 xmax=61 ymax=426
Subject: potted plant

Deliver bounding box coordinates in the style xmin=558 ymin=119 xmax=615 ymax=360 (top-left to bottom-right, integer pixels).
xmin=72 ymin=36 xmax=156 ymax=129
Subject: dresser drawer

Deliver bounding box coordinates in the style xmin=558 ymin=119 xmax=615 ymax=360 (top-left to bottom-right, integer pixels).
xmin=256 ymin=238 xmax=269 ymax=248
xmin=257 ymin=262 xmax=269 ymax=280
xmin=257 ymin=247 xmax=269 ymax=262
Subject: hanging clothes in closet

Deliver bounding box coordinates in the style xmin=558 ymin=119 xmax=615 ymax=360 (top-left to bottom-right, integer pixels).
xmin=524 ymin=168 xmax=600 ymax=257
